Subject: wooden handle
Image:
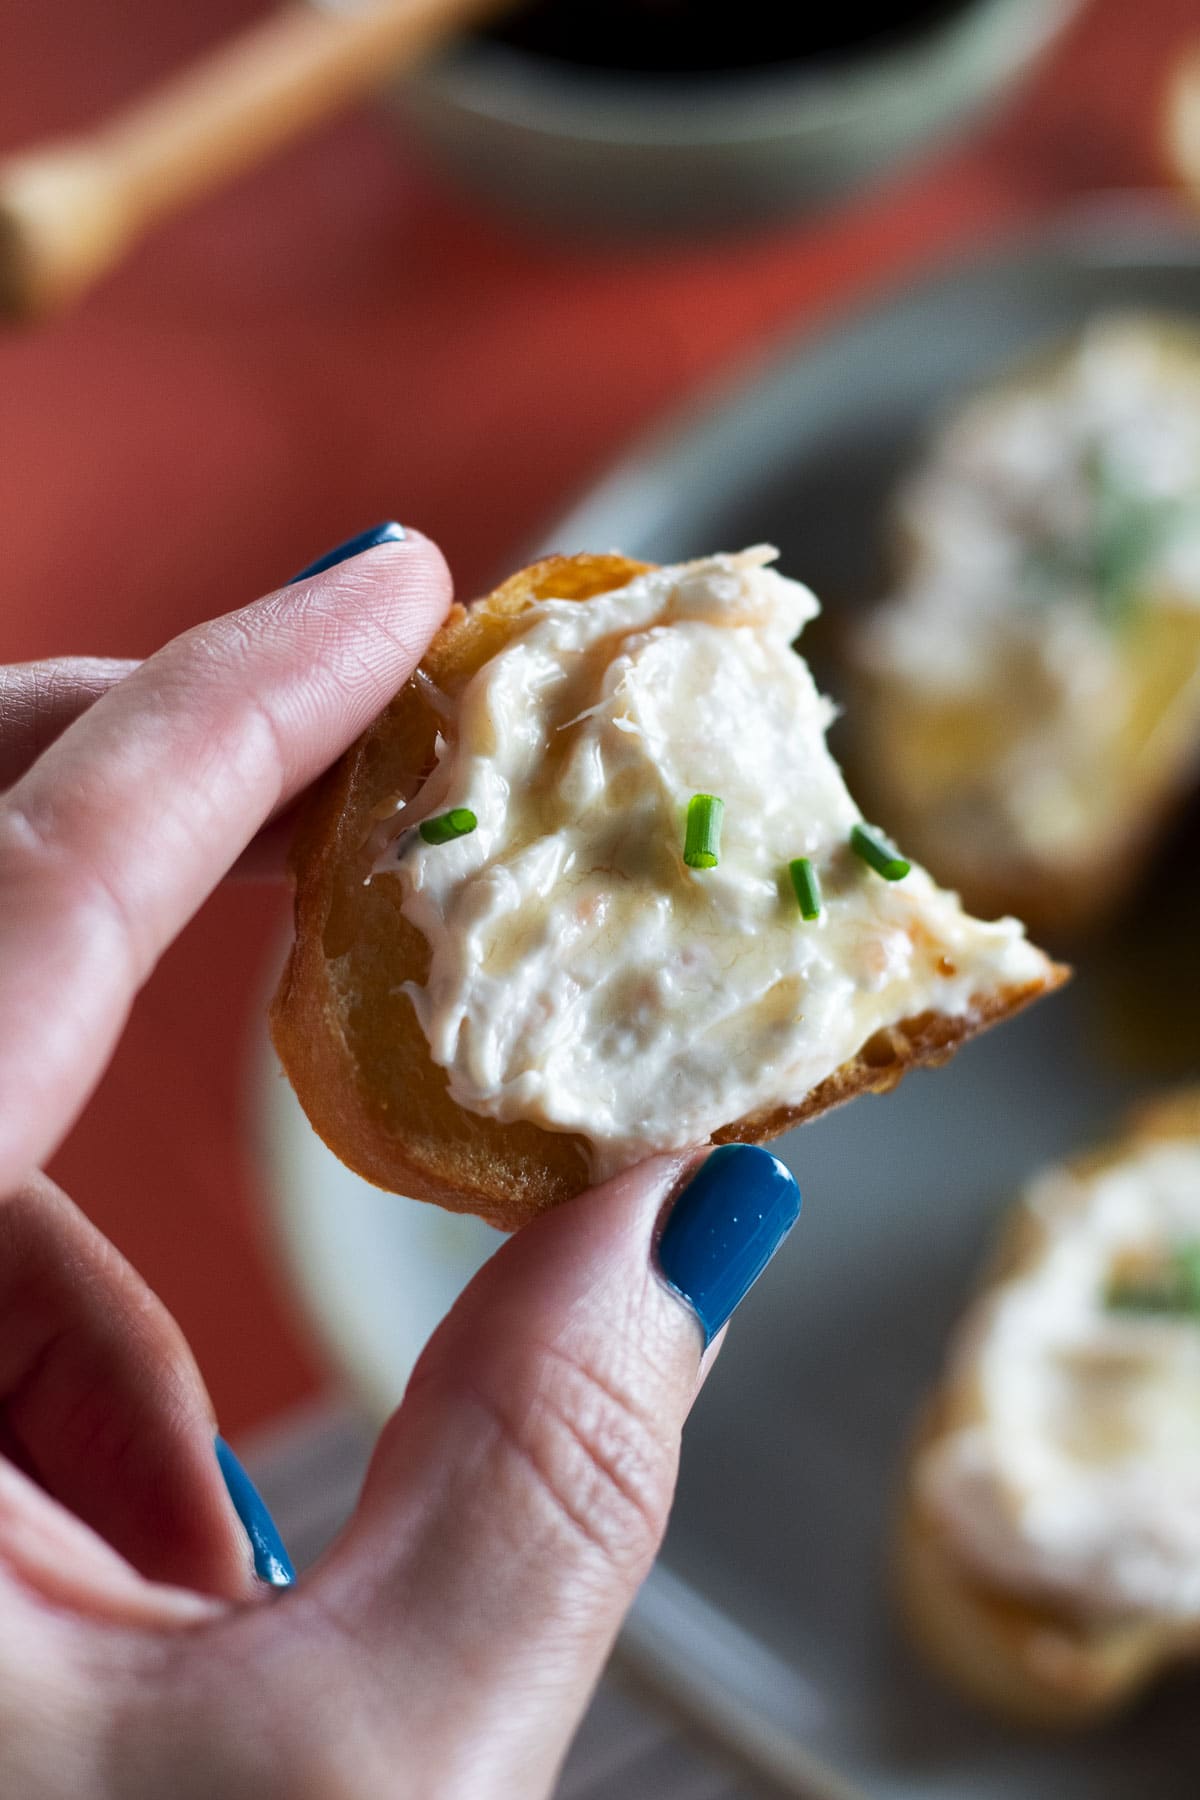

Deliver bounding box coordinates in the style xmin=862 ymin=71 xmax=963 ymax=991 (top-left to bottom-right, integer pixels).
xmin=1165 ymin=41 xmax=1200 ymax=203
xmin=0 ymin=0 xmax=505 ymax=321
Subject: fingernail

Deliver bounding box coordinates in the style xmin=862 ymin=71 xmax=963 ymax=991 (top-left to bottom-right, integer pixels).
xmin=656 ymin=1144 xmax=801 ymax=1345
xmin=214 ymin=1436 xmax=296 ymax=1588
xmin=288 ymin=521 xmax=406 ymax=585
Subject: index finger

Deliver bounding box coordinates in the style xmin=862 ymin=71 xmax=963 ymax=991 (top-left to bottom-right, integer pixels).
xmin=0 ymin=527 xmax=452 ymax=1195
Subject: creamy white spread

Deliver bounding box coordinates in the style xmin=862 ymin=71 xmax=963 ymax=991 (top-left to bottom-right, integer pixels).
xmin=921 ymin=1136 xmax=1200 ymax=1621
xmin=374 ymin=549 xmax=1045 ymax=1178
xmin=860 ymin=315 xmax=1200 ymax=860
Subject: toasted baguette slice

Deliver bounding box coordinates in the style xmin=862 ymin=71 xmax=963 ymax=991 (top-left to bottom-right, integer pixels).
xmin=271 ymin=553 xmax=1065 ymax=1231
xmin=850 ymin=315 xmax=1200 ymax=940
xmin=897 ymin=1090 xmax=1200 ymax=1727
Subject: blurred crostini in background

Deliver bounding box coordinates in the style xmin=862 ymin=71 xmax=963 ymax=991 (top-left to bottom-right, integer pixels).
xmin=847 ymin=315 xmax=1200 ymax=941
xmin=899 ymin=1088 xmax=1200 ymax=1727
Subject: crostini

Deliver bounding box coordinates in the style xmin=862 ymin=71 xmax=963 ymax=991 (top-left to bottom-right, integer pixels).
xmin=852 ymin=315 xmax=1200 ymax=937
xmin=899 ymin=1089 xmax=1200 ymax=1726
xmin=272 ymin=548 xmax=1064 ymax=1229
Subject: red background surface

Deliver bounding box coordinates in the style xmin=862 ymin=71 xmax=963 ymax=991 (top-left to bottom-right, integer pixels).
xmin=3 ymin=0 xmax=1197 ymax=1433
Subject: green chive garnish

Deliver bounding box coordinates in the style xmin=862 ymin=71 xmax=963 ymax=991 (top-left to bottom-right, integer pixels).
xmin=683 ymin=794 xmax=724 ymax=869
xmin=1021 ymin=448 xmax=1200 ymax=630
xmin=850 ymin=822 xmax=910 ymax=882
xmin=1105 ymin=1241 xmax=1200 ymax=1319
xmin=789 ymin=856 xmax=821 ymax=920
xmin=419 ymin=808 xmax=478 ymax=845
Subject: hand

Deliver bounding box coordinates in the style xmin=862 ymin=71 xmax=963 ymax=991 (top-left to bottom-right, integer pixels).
xmin=0 ymin=529 xmax=800 ymax=1799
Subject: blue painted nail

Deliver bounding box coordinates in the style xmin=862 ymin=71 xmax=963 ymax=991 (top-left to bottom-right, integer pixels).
xmin=215 ymin=1436 xmax=295 ymax=1587
xmin=288 ymin=520 xmax=406 ymax=585
xmin=656 ymin=1144 xmax=801 ymax=1345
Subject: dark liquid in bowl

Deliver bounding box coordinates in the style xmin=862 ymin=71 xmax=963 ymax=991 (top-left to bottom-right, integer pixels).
xmin=482 ymin=0 xmax=978 ymax=76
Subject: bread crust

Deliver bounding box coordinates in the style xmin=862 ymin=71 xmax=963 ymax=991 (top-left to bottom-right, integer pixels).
xmin=896 ymin=1089 xmax=1200 ymax=1726
xmin=271 ymin=553 xmax=1066 ymax=1230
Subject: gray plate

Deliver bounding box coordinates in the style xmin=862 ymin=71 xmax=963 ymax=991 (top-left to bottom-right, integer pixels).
xmin=263 ymin=203 xmax=1200 ymax=1799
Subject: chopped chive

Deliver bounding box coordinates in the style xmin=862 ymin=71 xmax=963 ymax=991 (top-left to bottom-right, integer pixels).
xmin=1105 ymin=1241 xmax=1200 ymax=1318
xmin=683 ymin=794 xmax=724 ymax=869
xmin=419 ymin=807 xmax=478 ymax=845
xmin=850 ymin=822 xmax=910 ymax=882
xmin=789 ymin=856 xmax=821 ymax=920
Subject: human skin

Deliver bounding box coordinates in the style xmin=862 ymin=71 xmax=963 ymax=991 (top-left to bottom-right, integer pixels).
xmin=0 ymin=535 xmax=724 ymax=1799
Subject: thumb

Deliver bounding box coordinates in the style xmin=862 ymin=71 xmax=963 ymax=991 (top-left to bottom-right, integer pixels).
xmin=310 ymin=1143 xmax=800 ymax=1799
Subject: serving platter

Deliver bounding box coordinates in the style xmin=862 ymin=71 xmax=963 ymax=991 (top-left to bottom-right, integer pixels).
xmin=261 ymin=202 xmax=1200 ymax=1797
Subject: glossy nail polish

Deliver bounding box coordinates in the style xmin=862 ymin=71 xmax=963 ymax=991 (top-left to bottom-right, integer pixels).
xmin=215 ymin=1436 xmax=296 ymax=1587
xmin=288 ymin=520 xmax=406 ymax=585
xmin=656 ymin=1144 xmax=801 ymax=1345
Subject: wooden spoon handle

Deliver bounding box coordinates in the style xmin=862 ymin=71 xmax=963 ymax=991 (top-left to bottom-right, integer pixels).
xmin=0 ymin=0 xmax=505 ymax=322
xmin=1164 ymin=40 xmax=1200 ymax=203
